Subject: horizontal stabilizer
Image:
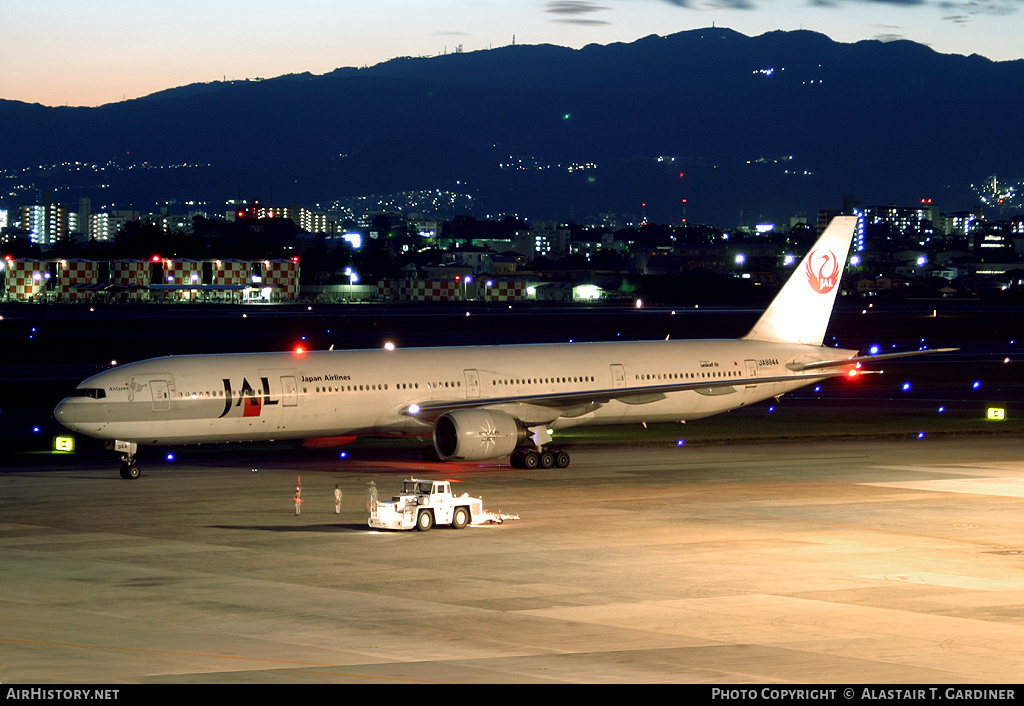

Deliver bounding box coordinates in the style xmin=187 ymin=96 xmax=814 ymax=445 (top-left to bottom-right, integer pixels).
xmin=788 ymin=347 xmax=958 ymax=371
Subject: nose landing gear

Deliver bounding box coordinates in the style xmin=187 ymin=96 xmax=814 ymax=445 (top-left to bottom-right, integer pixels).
xmin=119 ymin=461 xmax=141 ymax=480
xmin=109 ymin=440 xmax=141 ymax=479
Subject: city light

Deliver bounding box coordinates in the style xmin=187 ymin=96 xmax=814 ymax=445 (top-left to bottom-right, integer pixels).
xmin=1 ymin=167 xmax=1020 ymax=310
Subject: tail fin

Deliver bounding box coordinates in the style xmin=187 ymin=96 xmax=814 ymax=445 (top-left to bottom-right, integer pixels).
xmin=743 ymin=215 xmax=857 ymax=346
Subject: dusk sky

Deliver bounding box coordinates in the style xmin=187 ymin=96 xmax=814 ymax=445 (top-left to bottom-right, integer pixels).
xmin=5 ymin=0 xmax=1023 ymax=108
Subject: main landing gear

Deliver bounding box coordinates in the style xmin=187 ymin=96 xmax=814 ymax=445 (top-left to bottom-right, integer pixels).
xmin=419 ymin=445 xmax=572 ymax=469
xmin=509 ymin=447 xmax=571 ymax=469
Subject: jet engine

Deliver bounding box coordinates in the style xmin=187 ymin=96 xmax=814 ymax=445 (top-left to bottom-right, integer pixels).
xmin=433 ymin=409 xmax=526 ymax=461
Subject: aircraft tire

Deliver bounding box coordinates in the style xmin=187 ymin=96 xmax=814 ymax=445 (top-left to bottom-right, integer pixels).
xmin=416 ymin=510 xmax=434 ymax=532
xmin=521 ymin=450 xmax=540 ymax=469
xmin=554 ymin=451 xmax=571 ymax=468
xmin=119 ymin=464 xmax=141 ymax=480
xmin=539 ymin=451 xmax=555 ymax=469
xmin=452 ymin=506 xmax=470 ymax=529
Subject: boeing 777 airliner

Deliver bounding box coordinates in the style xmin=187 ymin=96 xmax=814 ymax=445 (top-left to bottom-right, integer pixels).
xmin=54 ymin=216 xmax=950 ymax=478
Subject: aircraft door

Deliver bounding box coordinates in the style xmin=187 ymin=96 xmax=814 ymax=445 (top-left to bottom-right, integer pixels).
xmin=610 ymin=364 xmax=625 ymax=389
xmin=280 ymin=376 xmax=298 ymax=406
xmin=150 ymin=380 xmax=170 ymax=411
xmin=744 ymin=360 xmax=758 ymax=387
xmin=258 ymin=369 xmax=298 ymax=410
xmin=464 ymin=369 xmax=480 ymax=399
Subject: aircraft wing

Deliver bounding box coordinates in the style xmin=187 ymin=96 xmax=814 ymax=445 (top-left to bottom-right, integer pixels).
xmin=402 ymin=367 xmax=861 ymax=422
xmin=403 ymin=346 xmax=956 ymax=422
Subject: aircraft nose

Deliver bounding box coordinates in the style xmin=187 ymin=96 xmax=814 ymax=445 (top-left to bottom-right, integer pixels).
xmin=54 ymin=398 xmax=77 ymax=428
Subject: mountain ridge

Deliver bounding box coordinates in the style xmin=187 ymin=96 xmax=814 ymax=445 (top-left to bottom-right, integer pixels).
xmin=2 ymin=27 xmax=1021 ymax=226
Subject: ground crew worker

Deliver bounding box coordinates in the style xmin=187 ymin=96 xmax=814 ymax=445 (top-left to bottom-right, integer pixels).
xmin=334 ymin=485 xmax=342 ymax=514
xmin=294 ymin=486 xmax=303 ymax=515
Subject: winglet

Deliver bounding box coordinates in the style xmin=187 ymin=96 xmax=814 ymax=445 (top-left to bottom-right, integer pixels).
xmin=743 ymin=216 xmax=857 ymax=346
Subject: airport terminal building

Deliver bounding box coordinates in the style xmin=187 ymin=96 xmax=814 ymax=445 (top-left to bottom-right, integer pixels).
xmin=1 ymin=257 xmax=301 ymax=303
xmin=0 ymin=258 xmax=592 ymax=304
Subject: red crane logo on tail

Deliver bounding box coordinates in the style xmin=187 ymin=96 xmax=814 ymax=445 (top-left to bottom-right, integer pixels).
xmin=805 ymin=249 xmax=840 ymax=294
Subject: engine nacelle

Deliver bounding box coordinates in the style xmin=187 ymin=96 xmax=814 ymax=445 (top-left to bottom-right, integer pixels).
xmin=433 ymin=409 xmax=526 ymax=461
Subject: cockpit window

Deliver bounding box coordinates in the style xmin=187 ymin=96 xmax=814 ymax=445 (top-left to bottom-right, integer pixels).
xmin=69 ymin=388 xmax=106 ymax=399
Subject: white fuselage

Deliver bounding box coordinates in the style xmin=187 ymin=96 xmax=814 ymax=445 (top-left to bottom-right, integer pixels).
xmin=54 ymin=337 xmax=853 ymax=446
xmin=54 ymin=216 xmax=872 ymax=470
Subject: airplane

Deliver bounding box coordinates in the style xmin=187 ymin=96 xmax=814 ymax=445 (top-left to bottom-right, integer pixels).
xmin=54 ymin=216 xmax=952 ymax=479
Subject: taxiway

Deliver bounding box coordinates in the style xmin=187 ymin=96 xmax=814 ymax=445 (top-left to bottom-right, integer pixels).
xmin=3 ymin=437 xmax=1024 ymax=683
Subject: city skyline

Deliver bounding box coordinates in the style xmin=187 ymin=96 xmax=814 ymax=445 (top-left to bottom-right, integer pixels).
xmin=5 ymin=0 xmax=1024 ymax=108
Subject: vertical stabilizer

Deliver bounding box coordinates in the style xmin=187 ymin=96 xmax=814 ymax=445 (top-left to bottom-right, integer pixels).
xmin=743 ymin=216 xmax=857 ymax=346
